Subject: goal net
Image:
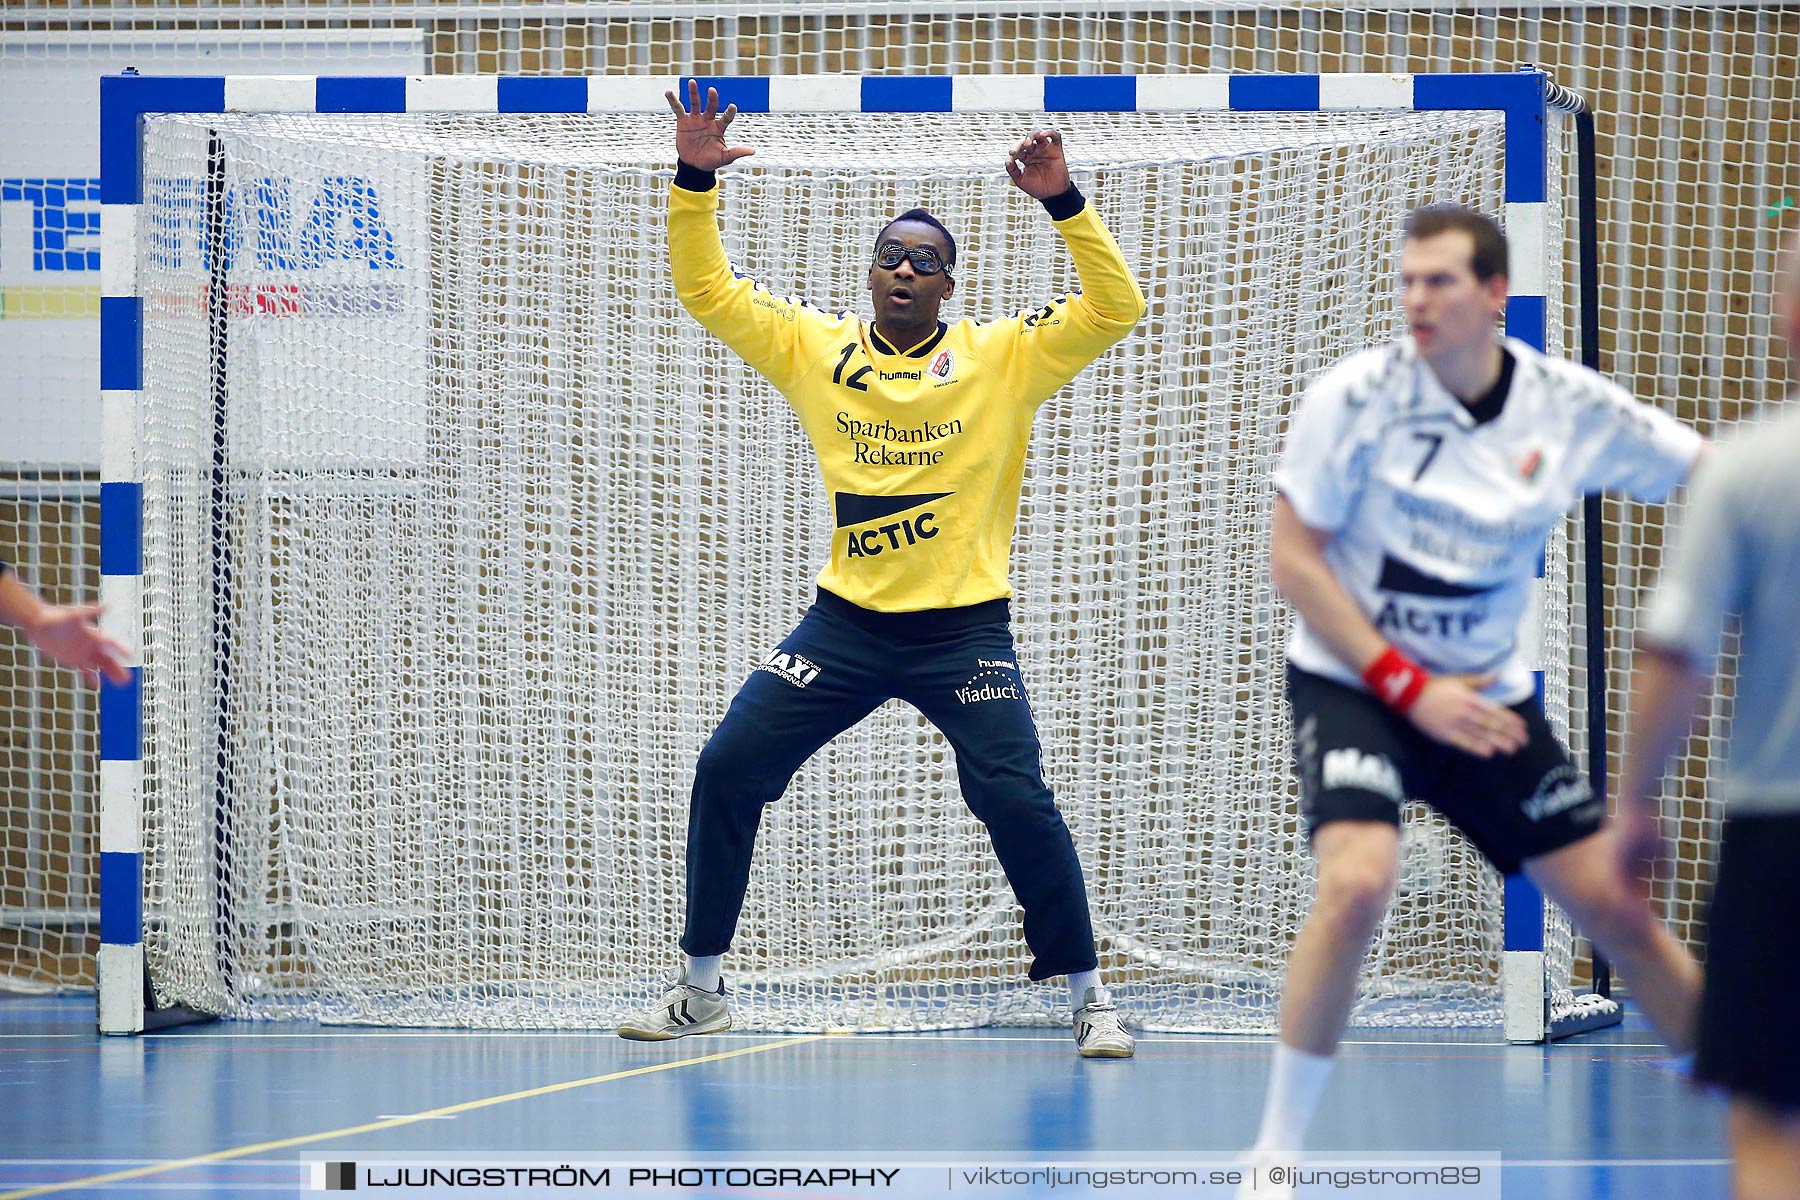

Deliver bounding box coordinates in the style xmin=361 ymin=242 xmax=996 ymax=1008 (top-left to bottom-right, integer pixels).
xmin=134 ymin=104 xmax=1567 ymax=1031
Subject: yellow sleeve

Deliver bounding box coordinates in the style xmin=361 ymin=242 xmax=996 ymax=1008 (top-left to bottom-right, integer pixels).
xmin=667 ymin=176 xmax=842 ymax=394
xmin=975 ymin=202 xmax=1147 ymax=407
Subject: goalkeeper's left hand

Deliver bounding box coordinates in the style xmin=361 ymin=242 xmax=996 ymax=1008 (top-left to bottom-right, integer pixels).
xmin=1005 ymin=128 xmax=1072 ymax=200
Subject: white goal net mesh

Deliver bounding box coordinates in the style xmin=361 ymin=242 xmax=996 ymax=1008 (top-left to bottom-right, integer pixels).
xmin=6 ymin=4 xmax=1790 ymax=1019
xmin=133 ymin=107 xmax=1555 ymax=1031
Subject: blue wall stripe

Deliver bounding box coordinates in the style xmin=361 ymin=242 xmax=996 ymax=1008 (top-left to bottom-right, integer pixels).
xmin=861 ymin=77 xmax=952 ymax=113
xmin=316 ymin=76 xmax=407 ymax=114
xmin=100 ymin=76 xmax=226 ymax=205
xmin=100 ymin=483 xmax=143 ymax=577
xmin=688 ymin=77 xmax=770 ymax=115
xmin=1229 ymin=74 xmax=1321 ymax=112
xmin=499 ymin=77 xmax=587 ymax=114
xmin=99 ymin=296 xmax=142 ymax=392
xmin=1506 ymin=295 xmax=1549 ymax=353
xmin=99 ymin=852 xmax=144 ymax=946
xmin=99 ymin=667 xmax=142 ymax=763
xmin=1412 ymin=72 xmax=1546 ymax=203
xmin=1045 ymin=75 xmax=1137 ymax=113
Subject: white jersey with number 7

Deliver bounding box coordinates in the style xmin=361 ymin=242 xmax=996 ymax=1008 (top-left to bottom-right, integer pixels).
xmin=1274 ymin=336 xmax=1701 ymax=705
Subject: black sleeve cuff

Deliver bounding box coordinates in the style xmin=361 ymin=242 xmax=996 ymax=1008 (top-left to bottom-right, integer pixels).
xmin=674 ymin=161 xmax=719 ymax=192
xmin=1040 ymin=184 xmax=1086 ymax=222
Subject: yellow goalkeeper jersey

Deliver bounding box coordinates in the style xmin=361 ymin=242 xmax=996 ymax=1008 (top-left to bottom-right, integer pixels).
xmin=668 ymin=176 xmax=1145 ymax=613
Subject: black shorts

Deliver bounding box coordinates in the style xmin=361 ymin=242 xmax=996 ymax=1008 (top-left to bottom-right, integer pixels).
xmin=1695 ymin=814 xmax=1800 ymax=1112
xmin=1287 ymin=664 xmax=1604 ymax=876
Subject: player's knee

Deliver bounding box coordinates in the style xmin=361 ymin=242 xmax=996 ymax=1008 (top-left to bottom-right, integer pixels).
xmin=1314 ymin=858 xmax=1397 ymax=936
xmin=693 ymin=729 xmax=768 ymax=801
xmin=963 ymin=779 xmax=1057 ymax=828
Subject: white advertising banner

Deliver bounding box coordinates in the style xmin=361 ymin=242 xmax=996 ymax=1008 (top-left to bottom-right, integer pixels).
xmin=0 ymin=30 xmax=426 ymax=466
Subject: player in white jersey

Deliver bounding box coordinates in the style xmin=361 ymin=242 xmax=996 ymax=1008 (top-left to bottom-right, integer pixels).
xmin=1616 ymin=229 xmax=1800 ymax=1200
xmin=1239 ymin=206 xmax=1707 ymax=1190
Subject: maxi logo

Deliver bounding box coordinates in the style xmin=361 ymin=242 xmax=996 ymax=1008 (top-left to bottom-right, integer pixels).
xmin=1320 ymin=748 xmax=1403 ymax=802
xmin=836 ymin=491 xmax=950 ymax=560
xmin=758 ymin=649 xmax=822 ymax=689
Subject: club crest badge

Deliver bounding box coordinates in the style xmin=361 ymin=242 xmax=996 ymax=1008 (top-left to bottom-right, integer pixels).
xmin=928 ymin=349 xmax=954 ymax=380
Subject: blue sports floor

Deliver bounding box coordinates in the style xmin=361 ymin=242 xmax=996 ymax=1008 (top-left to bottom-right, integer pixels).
xmin=0 ymin=995 xmax=1725 ymax=1199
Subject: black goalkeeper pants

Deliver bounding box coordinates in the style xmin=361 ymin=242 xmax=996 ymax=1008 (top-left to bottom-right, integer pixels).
xmin=679 ymin=587 xmax=1100 ymax=981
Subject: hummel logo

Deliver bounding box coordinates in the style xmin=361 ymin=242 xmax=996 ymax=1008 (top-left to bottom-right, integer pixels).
xmin=666 ymin=999 xmax=697 ymax=1027
xmin=1382 ymin=670 xmax=1415 ymax=704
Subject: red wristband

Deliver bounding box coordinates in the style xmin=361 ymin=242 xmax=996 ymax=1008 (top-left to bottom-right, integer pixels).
xmin=1362 ymin=646 xmax=1430 ymax=713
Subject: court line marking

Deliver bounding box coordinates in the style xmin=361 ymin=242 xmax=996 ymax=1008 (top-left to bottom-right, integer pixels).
xmin=116 ymin=1029 xmax=1670 ymax=1043
xmin=0 ymin=1034 xmax=824 ymax=1200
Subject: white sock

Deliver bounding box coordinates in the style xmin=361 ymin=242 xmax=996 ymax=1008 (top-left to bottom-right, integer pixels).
xmin=1251 ymin=1042 xmax=1335 ymax=1151
xmin=1068 ymin=970 xmax=1104 ymax=1010
xmin=683 ymin=955 xmax=722 ymax=992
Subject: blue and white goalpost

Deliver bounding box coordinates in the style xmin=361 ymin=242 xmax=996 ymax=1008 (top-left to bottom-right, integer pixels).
xmin=96 ymin=70 xmax=1609 ymax=1042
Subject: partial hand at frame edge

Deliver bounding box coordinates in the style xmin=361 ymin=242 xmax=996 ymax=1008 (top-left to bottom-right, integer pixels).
xmin=0 ymin=571 xmax=131 ymax=688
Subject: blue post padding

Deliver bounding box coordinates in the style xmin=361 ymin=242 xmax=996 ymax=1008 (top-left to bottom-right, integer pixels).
xmin=100 ymin=483 xmax=143 ymax=577
xmin=1045 ymin=75 xmax=1137 ymax=113
xmin=1229 ymin=74 xmax=1321 ymax=112
xmin=1506 ymin=295 xmax=1548 ymax=353
xmin=1412 ymin=72 xmax=1547 ymax=204
xmin=861 ymin=77 xmax=952 ymax=113
xmin=99 ymin=852 xmax=144 ymax=946
xmin=100 ymin=667 xmax=142 ymax=763
xmin=99 ymin=296 xmax=142 ymax=391
xmin=1504 ymin=873 xmax=1547 ymax=952
xmin=499 ymin=77 xmax=587 ymax=114
xmin=100 ymin=76 xmax=226 ymax=204
xmin=688 ymin=77 xmax=770 ymax=114
xmin=1506 ymin=666 xmax=1551 ymax=952
xmin=316 ymin=76 xmax=406 ymax=114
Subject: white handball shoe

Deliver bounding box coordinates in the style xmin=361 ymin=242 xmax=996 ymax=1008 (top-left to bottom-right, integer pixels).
xmin=616 ymin=973 xmax=732 ymax=1041
xmin=1073 ymin=988 xmax=1135 ymax=1059
xmin=1234 ymin=1149 xmax=1298 ymax=1200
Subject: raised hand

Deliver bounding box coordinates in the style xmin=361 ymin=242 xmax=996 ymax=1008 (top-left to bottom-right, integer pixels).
xmin=665 ymin=79 xmax=756 ymax=172
xmin=1005 ymin=128 xmax=1071 ymax=200
xmin=1406 ymin=673 xmax=1529 ymax=759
